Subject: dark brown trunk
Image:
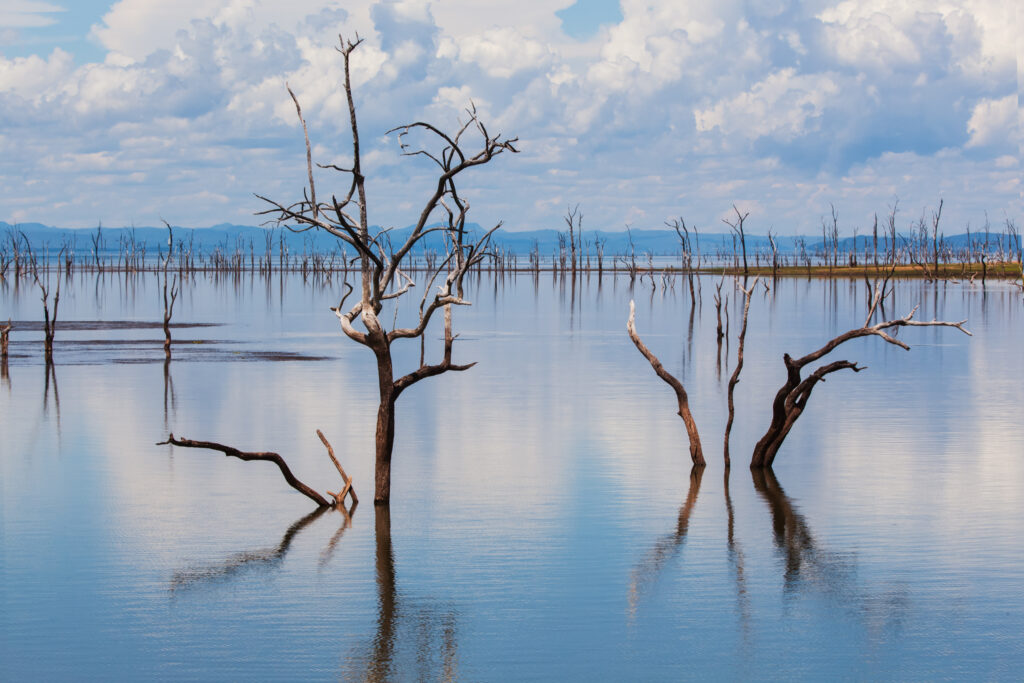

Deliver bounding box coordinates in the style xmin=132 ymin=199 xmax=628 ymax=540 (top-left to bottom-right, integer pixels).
xmin=374 ymin=396 xmax=396 ymax=504
xmin=373 ymin=343 xmax=397 ymax=504
xmin=750 ymin=356 xmax=801 ymax=468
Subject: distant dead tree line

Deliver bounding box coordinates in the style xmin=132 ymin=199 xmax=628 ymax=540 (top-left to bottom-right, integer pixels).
xmin=3 ymin=201 xmax=1021 ymax=283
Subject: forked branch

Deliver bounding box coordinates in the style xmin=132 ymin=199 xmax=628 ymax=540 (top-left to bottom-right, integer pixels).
xmin=750 ymin=291 xmax=971 ymax=468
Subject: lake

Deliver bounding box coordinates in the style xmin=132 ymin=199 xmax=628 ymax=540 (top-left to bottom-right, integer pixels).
xmin=1 ymin=270 xmax=1022 ymax=680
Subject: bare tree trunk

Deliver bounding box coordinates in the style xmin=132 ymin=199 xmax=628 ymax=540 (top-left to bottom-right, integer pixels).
xmin=261 ymin=37 xmax=514 ymax=508
xmin=724 ymin=278 xmax=757 ymax=467
xmin=627 ymin=301 xmax=705 ymax=466
xmin=161 ymin=221 xmax=178 ymax=359
xmin=374 ymin=388 xmax=397 ymax=504
xmin=1 ymin=320 xmax=10 ymax=386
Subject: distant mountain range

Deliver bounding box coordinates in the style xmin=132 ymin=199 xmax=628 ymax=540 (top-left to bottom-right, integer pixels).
xmin=2 ymin=220 xmax=1018 ymax=259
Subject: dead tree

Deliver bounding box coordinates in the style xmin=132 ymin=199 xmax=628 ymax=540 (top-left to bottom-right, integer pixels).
xmin=724 ymin=278 xmax=757 ymax=467
xmin=766 ymin=229 xmax=779 ymax=280
xmin=749 ymin=287 xmax=971 ymax=468
xmin=1 ymin=318 xmax=10 ymax=384
xmin=564 ymin=204 xmax=581 ymax=276
xmin=1 ymin=319 xmax=10 ymax=361
xmin=33 ymin=264 xmax=60 ymax=364
xmin=160 ymin=221 xmax=179 ymax=359
xmin=931 ymin=199 xmax=943 ymax=275
xmin=157 ymin=430 xmax=357 ymax=508
xmin=256 ymin=36 xmax=517 ymax=504
xmin=669 ymin=217 xmax=697 ymax=307
xmin=627 ymin=300 xmax=705 ymax=466
xmin=722 ymin=205 xmax=750 ymax=275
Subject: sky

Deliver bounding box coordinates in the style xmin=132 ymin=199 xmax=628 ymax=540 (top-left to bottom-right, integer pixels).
xmin=0 ymin=0 xmax=1019 ymax=234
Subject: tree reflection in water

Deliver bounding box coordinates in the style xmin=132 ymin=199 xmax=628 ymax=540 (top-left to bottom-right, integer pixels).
xmin=724 ymin=469 xmax=752 ymax=644
xmin=629 ymin=465 xmax=704 ymax=615
xmin=341 ymin=506 xmax=459 ymax=682
xmin=169 ymin=507 xmax=332 ymax=594
xmin=751 ymin=468 xmax=910 ymax=631
xmin=629 ymin=465 xmax=909 ymax=644
xmin=751 ymin=468 xmax=858 ymax=597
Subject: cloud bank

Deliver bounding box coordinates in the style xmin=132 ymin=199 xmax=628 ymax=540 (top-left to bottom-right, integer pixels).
xmin=0 ymin=0 xmax=1019 ymax=234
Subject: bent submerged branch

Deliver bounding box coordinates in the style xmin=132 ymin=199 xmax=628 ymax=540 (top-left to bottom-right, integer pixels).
xmin=157 ymin=431 xmax=358 ymax=508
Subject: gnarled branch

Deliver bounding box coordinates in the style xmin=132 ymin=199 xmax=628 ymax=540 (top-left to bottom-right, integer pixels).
xmin=627 ymin=300 xmax=705 ymax=466
xmin=157 ymin=433 xmax=331 ymax=507
xmin=751 ymin=294 xmax=971 ymax=468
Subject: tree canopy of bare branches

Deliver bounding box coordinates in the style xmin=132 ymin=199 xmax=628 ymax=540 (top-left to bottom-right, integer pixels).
xmin=749 ymin=286 xmax=971 ymax=467
xmin=256 ymin=36 xmax=518 ymax=504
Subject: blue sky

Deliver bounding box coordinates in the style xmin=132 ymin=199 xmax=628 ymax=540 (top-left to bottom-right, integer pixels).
xmin=0 ymin=0 xmax=1019 ymax=234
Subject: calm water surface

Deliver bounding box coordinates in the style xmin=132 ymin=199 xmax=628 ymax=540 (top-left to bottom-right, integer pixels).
xmin=1 ymin=271 xmax=1022 ymax=680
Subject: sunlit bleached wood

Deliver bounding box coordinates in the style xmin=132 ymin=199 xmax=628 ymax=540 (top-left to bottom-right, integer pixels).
xmin=318 ymin=429 xmax=358 ymax=507
xmin=627 ymin=300 xmax=705 ymax=466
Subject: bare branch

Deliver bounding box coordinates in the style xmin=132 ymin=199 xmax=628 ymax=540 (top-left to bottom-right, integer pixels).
xmin=627 ymin=300 xmax=705 ymax=466
xmin=157 ymin=433 xmax=330 ymax=507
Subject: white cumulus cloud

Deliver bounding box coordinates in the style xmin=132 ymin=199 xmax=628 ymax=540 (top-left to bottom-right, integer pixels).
xmin=695 ymin=69 xmax=840 ymax=141
xmin=965 ymin=95 xmax=1019 ymax=148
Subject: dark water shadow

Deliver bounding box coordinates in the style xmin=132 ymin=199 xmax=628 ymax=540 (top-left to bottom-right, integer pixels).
xmin=8 ymin=320 xmax=221 ymax=332
xmin=111 ymin=347 xmax=332 ymax=364
xmin=6 ymin=339 xmax=331 ymax=365
xmin=341 ymin=506 xmax=459 ymax=682
xmin=629 ymin=465 xmax=704 ymax=614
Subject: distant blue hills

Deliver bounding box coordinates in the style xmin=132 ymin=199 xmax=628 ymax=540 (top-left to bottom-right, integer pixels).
xmin=2 ymin=220 xmax=1017 ymax=259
